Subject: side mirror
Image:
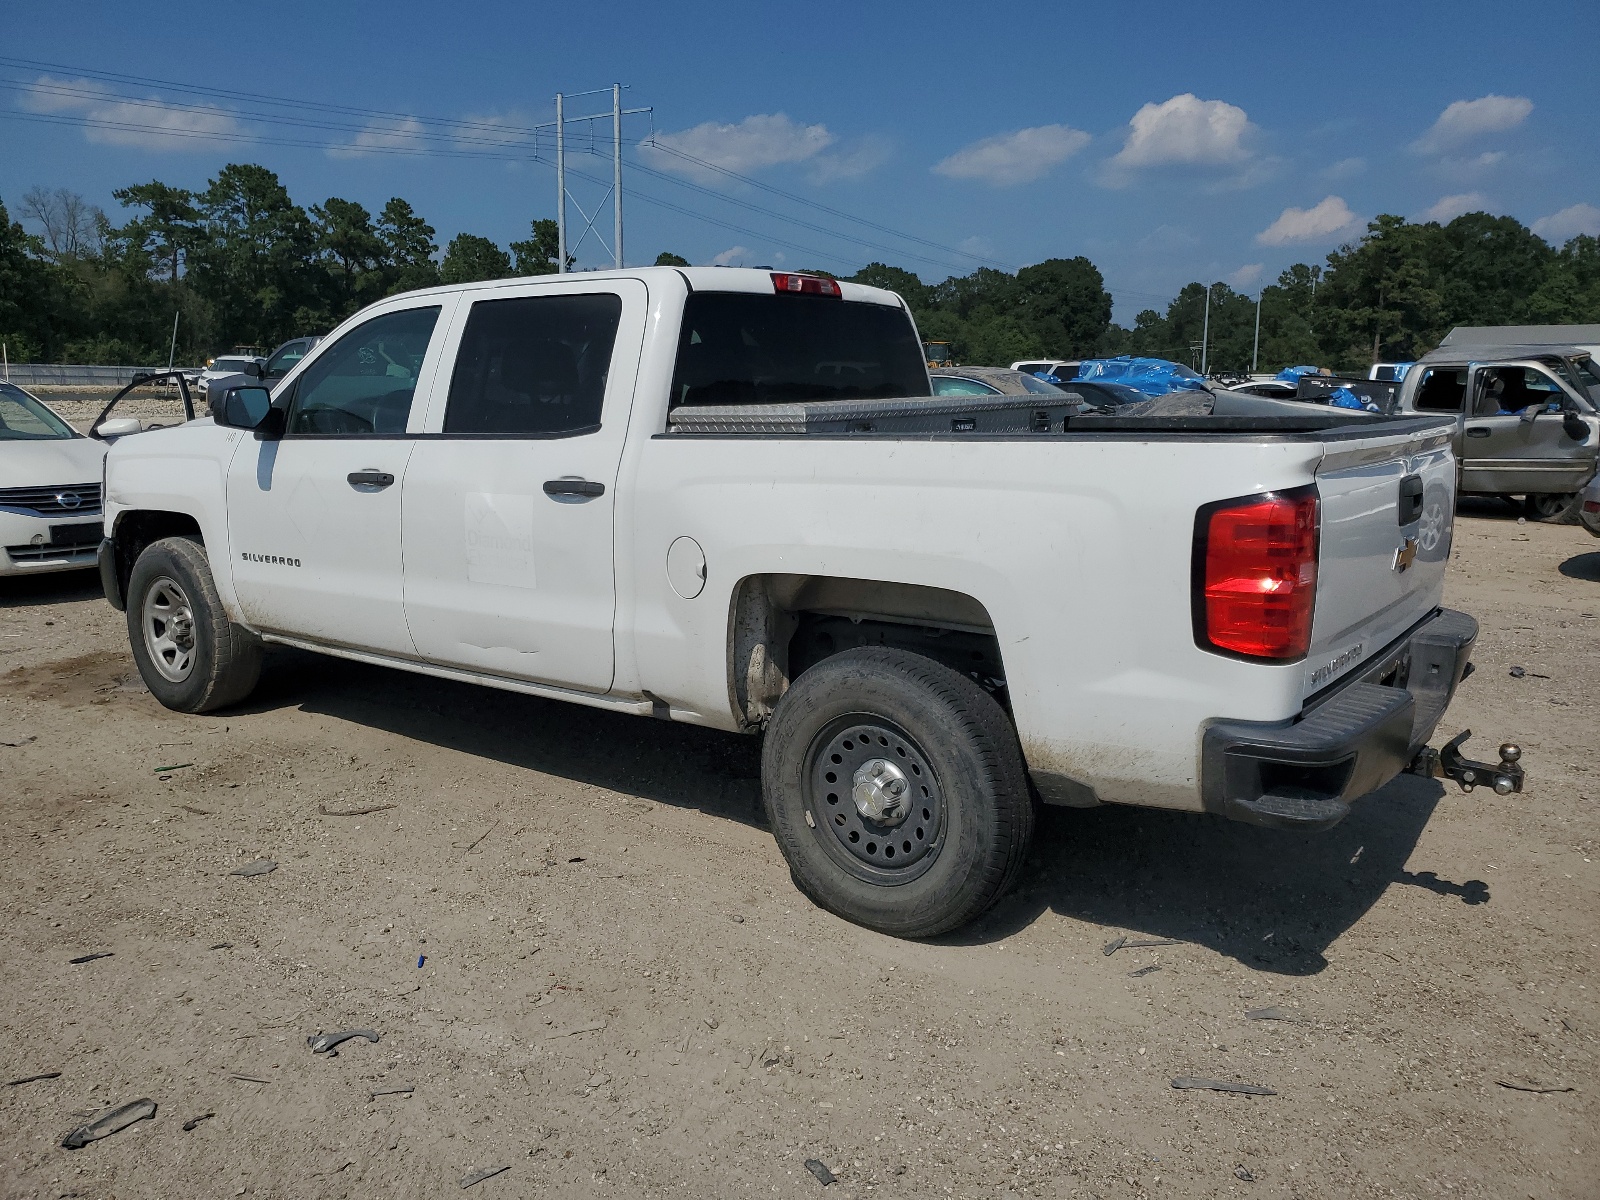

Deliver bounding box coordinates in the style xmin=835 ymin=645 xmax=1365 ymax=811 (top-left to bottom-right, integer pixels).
xmin=243 ymin=360 xmax=264 ymax=378
xmin=219 ymin=385 xmax=274 ymax=432
xmin=1563 ymin=412 xmax=1590 ymax=442
xmin=94 ymin=417 xmax=143 ymax=439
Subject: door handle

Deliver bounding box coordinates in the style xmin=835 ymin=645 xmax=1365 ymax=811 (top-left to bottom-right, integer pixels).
xmin=1465 ymin=427 xmax=1491 ymax=438
xmin=542 ymin=478 xmax=605 ymax=498
xmin=347 ymin=470 xmax=395 ymax=487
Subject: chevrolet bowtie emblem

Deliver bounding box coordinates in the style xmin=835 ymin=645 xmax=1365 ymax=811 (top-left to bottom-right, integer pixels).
xmin=1393 ymin=537 xmax=1419 ymax=573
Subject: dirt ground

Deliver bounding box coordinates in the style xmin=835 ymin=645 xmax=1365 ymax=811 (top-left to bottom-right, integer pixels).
xmin=1 ymin=504 xmax=1596 ymax=1200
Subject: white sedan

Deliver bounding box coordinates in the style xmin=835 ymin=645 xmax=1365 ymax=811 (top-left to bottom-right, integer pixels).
xmin=0 ymin=382 xmax=108 ymax=575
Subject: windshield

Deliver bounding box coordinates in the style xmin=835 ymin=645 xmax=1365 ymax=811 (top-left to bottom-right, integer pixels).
xmin=0 ymin=382 xmax=77 ymax=440
xmin=671 ymin=294 xmax=930 ymax=407
xmin=266 ymin=341 xmax=310 ymax=375
xmin=212 ymin=357 xmax=256 ymax=372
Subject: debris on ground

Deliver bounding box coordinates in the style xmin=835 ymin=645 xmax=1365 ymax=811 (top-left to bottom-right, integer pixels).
xmin=308 ymin=1028 xmax=380 ymax=1055
xmin=230 ymin=1074 xmax=270 ymax=1083
xmin=460 ymin=1165 xmax=510 ymax=1188
xmin=370 ymin=1086 xmax=414 ymax=1100
xmin=544 ymin=1020 xmax=606 ymax=1040
xmin=1496 ymin=1080 xmax=1575 ymax=1094
xmin=1171 ymin=1076 xmax=1277 ymax=1096
xmin=417 ymin=955 xmax=426 ymax=968
xmin=804 ymin=1158 xmax=837 ymax=1186
xmin=209 ymin=943 xmax=233 ymax=950
xmin=704 ymin=1016 xmax=719 ymax=1030
xmin=1105 ymin=936 xmax=1180 ymax=956
xmin=154 ymin=763 xmax=193 ymax=774
xmin=1244 ymin=1006 xmax=1299 ymax=1021
xmin=1235 ymin=1166 xmax=1256 ymax=1181
xmin=319 ymin=802 xmax=397 ymax=817
xmin=182 ymin=1112 xmax=215 ymax=1131
xmin=180 ymin=805 xmax=214 ymax=816
xmin=1509 ymin=666 xmax=1526 ymax=678
xmin=7 ymin=1071 xmax=62 ymax=1086
xmin=1127 ymin=963 xmax=1162 ymax=978
xmin=229 ymin=859 xmax=277 ymax=877
xmin=0 ymin=733 xmax=36 ymax=747
xmin=68 ymin=951 xmax=113 ymax=964
xmin=61 ymin=1098 xmax=157 ymax=1148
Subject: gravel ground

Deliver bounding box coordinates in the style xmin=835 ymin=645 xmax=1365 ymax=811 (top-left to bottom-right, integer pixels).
xmin=0 ymin=505 xmax=1596 ymax=1199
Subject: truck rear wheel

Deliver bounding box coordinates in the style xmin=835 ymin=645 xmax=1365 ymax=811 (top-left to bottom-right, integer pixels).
xmin=126 ymin=536 xmax=262 ymax=713
xmin=1524 ymin=492 xmax=1582 ymax=524
xmin=761 ymin=647 xmax=1033 ymax=938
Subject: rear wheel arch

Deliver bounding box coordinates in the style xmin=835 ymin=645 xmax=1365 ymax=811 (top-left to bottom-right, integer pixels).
xmin=726 ymin=573 xmax=1008 ymax=728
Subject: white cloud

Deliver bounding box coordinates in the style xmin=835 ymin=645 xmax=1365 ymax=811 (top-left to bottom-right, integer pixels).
xmin=329 ymin=117 xmax=427 ymax=158
xmin=708 ymin=245 xmax=751 ymax=267
xmin=1412 ymin=95 xmax=1532 ymax=153
xmin=24 ymin=74 xmax=241 ymax=151
xmin=1109 ymin=94 xmax=1256 ymax=171
xmin=1228 ymin=263 xmax=1264 ymax=288
xmin=932 ymin=124 xmax=1091 ymax=186
xmin=1531 ymin=203 xmax=1600 ymax=242
xmin=1256 ymin=196 xmax=1360 ymax=246
xmin=1322 ymin=156 xmax=1365 ymax=180
xmin=1419 ymin=192 xmax=1488 ymax=223
xmin=642 ymin=114 xmax=833 ymax=180
xmin=808 ymin=135 xmax=893 ymax=184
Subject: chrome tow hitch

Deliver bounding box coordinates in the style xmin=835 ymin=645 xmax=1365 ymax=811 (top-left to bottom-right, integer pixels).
xmin=1410 ymin=731 xmax=1524 ymax=795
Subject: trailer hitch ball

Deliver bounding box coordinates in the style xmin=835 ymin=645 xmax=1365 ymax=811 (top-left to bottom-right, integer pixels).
xmin=1428 ymin=730 xmax=1525 ymax=796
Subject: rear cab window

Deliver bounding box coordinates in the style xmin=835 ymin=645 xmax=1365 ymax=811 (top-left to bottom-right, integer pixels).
xmin=668 ymin=293 xmax=929 ymax=410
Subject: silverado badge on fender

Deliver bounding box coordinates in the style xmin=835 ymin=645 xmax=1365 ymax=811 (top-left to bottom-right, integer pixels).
xmin=1393 ymin=537 xmax=1419 ymax=573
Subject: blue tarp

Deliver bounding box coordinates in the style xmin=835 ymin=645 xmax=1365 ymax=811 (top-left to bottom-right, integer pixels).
xmin=1074 ymin=356 xmax=1210 ymax=397
xmin=1276 ymin=365 xmax=1321 ymax=382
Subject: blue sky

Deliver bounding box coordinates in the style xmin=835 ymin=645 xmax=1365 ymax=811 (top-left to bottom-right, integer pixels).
xmin=2 ymin=0 xmax=1597 ymax=320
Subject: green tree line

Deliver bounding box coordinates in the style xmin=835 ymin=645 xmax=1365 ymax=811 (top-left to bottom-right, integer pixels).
xmin=1 ymin=162 xmax=1597 ymax=370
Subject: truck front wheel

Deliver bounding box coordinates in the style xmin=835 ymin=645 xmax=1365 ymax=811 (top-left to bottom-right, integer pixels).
xmin=126 ymin=536 xmax=263 ymax=713
xmin=761 ymin=647 xmax=1033 ymax=938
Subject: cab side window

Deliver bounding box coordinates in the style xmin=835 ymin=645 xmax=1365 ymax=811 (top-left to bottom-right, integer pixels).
xmin=287 ymin=307 xmax=441 ymax=437
xmin=1414 ymin=367 xmax=1466 ymax=412
xmin=443 ymin=293 xmax=623 ymax=437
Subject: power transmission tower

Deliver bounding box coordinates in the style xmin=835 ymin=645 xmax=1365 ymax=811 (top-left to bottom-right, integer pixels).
xmin=552 ymin=86 xmax=651 ymax=272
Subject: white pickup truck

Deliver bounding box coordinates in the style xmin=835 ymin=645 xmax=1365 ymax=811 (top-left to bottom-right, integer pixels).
xmin=97 ymin=267 xmax=1502 ymax=937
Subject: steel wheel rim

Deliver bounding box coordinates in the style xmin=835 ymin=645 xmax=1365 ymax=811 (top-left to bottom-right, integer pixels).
xmin=142 ymin=575 xmax=197 ymax=683
xmin=805 ymin=714 xmax=946 ymax=886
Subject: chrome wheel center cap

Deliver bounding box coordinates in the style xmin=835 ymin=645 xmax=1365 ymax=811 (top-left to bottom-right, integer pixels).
xmin=852 ymin=758 xmax=911 ymax=826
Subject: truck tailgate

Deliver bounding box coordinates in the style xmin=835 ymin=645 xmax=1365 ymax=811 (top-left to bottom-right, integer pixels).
xmin=1304 ymin=418 xmax=1458 ymax=701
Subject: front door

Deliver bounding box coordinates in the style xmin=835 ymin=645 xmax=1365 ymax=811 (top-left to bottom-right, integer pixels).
xmin=401 ymin=278 xmax=647 ymax=692
xmin=224 ymin=301 xmax=451 ymax=654
xmin=1460 ymin=363 xmax=1598 ymax=495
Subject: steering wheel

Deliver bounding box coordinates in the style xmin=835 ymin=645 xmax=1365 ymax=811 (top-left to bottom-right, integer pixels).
xmin=299 ymin=406 xmax=375 ymax=436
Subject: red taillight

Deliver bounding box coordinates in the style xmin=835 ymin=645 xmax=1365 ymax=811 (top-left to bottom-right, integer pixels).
xmin=1194 ymin=489 xmax=1319 ymax=661
xmin=770 ymin=272 xmax=842 ymax=297
xmin=1584 ymin=500 xmax=1600 ymax=514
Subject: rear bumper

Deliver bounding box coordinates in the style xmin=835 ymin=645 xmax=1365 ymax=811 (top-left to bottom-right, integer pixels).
xmin=1201 ymin=608 xmax=1477 ymax=831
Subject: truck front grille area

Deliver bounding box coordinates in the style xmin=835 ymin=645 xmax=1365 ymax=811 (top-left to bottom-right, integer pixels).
xmin=5 ymin=542 xmax=98 ymax=564
xmin=0 ymin=483 xmax=103 ymax=516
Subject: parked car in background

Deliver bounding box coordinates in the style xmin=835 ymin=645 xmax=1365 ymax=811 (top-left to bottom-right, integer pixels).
xmin=1581 ymin=473 xmax=1600 ymax=538
xmin=1228 ymin=379 xmax=1301 ymax=400
xmin=195 ymin=355 xmax=266 ymax=401
xmin=1010 ymin=358 xmax=1079 ymax=380
xmin=930 ymin=366 xmax=1072 ymax=397
xmin=1392 ymin=342 xmax=1600 ymax=522
xmin=0 ymin=381 xmax=107 ymax=575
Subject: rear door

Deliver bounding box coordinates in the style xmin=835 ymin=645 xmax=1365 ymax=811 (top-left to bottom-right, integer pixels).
xmin=400 ymin=277 xmax=647 ymax=692
xmin=224 ymin=301 xmax=451 ymax=654
xmin=1460 ymin=361 xmax=1598 ymax=494
xmin=1303 ymin=419 xmax=1458 ymax=699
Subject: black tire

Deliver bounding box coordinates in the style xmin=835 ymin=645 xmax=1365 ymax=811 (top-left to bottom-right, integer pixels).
xmin=126 ymin=535 xmax=263 ymax=713
xmin=1524 ymin=492 xmax=1583 ymax=524
xmin=761 ymin=647 xmax=1034 ymax=938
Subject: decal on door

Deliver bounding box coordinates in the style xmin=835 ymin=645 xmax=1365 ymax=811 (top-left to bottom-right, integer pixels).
xmin=465 ymin=492 xmax=536 ymax=588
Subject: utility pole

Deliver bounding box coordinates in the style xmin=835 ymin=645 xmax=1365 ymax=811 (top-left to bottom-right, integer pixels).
xmin=167 ymin=311 xmax=181 ymax=372
xmin=555 ymin=92 xmax=567 ymax=275
xmin=1252 ymin=290 xmax=1262 ymax=374
xmin=612 ymin=84 xmax=623 ymax=269
xmin=1200 ymin=284 xmax=1212 ymax=376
